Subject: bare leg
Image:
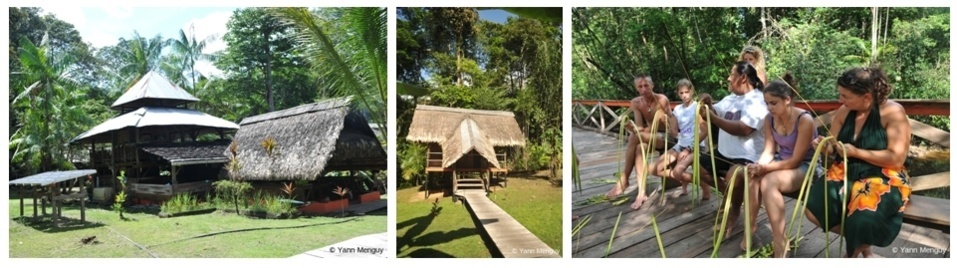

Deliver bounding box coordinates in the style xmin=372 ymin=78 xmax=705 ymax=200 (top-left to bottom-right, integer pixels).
xmin=673 ymin=151 xmax=712 ymax=200
xmin=630 ymin=141 xmax=650 ymax=210
xmin=741 ymin=173 xmax=762 ymax=251
xmin=607 ymin=134 xmax=639 ymax=198
xmin=850 ymin=244 xmax=873 ymax=258
xmin=761 ymin=169 xmax=807 ymax=257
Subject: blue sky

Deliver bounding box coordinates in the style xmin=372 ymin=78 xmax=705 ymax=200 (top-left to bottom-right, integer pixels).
xmin=42 ymin=7 xmax=239 ymax=77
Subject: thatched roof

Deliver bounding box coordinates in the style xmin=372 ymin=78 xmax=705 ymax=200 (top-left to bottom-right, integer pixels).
xmin=71 ymin=107 xmax=239 ymax=144
xmin=407 ymin=105 xmax=526 ymax=146
xmin=112 ymin=71 xmax=199 ymax=111
xmin=441 ymin=119 xmax=500 ymax=168
xmin=141 ymin=142 xmax=230 ymax=166
xmin=229 ymin=97 xmax=385 ymax=181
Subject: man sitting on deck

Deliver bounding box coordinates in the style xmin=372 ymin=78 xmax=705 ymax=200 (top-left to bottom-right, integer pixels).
xmin=605 ymin=74 xmax=676 ymax=210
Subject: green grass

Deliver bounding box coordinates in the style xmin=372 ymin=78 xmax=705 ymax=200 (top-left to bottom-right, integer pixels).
xmin=8 ymin=198 xmax=385 ymax=258
xmin=396 ymin=176 xmax=563 ymax=258
xmin=396 ymin=187 xmax=490 ymax=258
xmin=489 ymin=177 xmax=563 ymax=253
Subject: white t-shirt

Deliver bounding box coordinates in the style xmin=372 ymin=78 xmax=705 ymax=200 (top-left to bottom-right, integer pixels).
xmin=673 ymin=101 xmax=698 ymax=148
xmin=712 ymin=89 xmax=768 ymax=162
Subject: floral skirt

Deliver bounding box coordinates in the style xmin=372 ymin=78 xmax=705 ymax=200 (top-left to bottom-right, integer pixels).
xmin=805 ymin=161 xmax=912 ymax=256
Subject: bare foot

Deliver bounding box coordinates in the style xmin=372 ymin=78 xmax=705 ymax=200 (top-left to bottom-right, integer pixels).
xmin=630 ymin=195 xmax=648 ymax=210
xmin=606 ymin=180 xmax=627 ymax=199
xmin=717 ymin=210 xmax=740 ymax=241
xmin=681 ymin=183 xmax=689 ymax=196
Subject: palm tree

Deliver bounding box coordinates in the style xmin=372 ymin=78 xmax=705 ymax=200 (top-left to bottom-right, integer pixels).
xmin=116 ymin=31 xmax=167 ymax=87
xmin=10 ymin=36 xmax=91 ymax=174
xmin=270 ymin=7 xmax=387 ymax=141
xmin=170 ymin=25 xmax=217 ymax=91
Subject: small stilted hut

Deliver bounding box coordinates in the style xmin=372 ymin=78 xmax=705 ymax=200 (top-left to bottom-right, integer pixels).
xmin=227 ymin=96 xmax=386 ymax=207
xmin=406 ymin=105 xmax=526 ymax=194
xmin=70 ymin=71 xmax=239 ymax=202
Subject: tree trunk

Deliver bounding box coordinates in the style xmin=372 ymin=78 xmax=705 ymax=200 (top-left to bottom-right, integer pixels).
xmin=263 ymin=27 xmax=274 ymax=112
xmin=871 ymin=7 xmax=879 ymax=62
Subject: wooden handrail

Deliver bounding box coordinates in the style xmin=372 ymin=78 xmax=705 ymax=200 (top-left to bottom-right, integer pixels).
xmin=573 ymin=99 xmax=949 ymax=116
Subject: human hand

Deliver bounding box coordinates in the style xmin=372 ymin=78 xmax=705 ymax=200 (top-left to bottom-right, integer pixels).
xmin=747 ymin=164 xmax=765 ymax=178
xmin=834 ymin=142 xmax=857 ymax=158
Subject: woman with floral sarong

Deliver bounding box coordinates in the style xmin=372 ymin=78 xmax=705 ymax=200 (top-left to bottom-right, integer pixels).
xmin=805 ymin=66 xmax=912 ymax=258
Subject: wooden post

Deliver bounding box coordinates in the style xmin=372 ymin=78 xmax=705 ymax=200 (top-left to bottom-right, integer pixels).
xmin=452 ymin=170 xmax=458 ymax=194
xmin=172 ymin=165 xmax=178 ymax=185
xmin=19 ymin=187 xmax=24 ymax=217
xmin=32 ymin=187 xmax=38 ymax=218
xmin=52 ymin=197 xmax=58 ymax=227
xmin=81 ymin=194 xmax=86 ymax=223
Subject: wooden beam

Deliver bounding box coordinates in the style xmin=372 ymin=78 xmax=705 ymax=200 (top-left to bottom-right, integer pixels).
xmin=909 ymin=118 xmax=950 ymax=147
xmin=909 ymin=172 xmax=950 ymax=192
xmin=575 ymin=99 xmax=949 ymax=116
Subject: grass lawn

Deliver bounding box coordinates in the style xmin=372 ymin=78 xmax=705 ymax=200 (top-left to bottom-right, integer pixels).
xmin=488 ymin=175 xmax=562 ymax=253
xmin=8 ymin=198 xmax=386 ymax=258
xmin=396 ymin=187 xmax=489 ymax=258
xmin=396 ymin=172 xmax=562 ymax=257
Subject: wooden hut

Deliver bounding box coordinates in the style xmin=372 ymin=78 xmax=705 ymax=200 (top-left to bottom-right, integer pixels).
xmin=406 ymin=105 xmax=526 ymax=194
xmin=228 ymin=96 xmax=386 ymax=204
xmin=70 ymin=71 xmax=239 ymax=202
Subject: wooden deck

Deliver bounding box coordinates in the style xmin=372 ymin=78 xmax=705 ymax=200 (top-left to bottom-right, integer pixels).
xmin=459 ymin=191 xmax=560 ymax=258
xmin=572 ymin=127 xmax=950 ymax=258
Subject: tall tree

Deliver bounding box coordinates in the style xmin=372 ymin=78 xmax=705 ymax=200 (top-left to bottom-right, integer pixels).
xmin=170 ymin=24 xmax=217 ymax=91
xmin=220 ymin=8 xmax=291 ymax=112
xmin=9 ymin=36 xmax=92 ymax=175
xmin=271 ymin=7 xmax=387 ymax=141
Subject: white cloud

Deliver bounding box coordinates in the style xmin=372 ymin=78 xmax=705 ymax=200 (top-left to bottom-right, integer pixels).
xmin=102 ymin=7 xmax=133 ymax=20
xmin=183 ymin=11 xmax=233 ymax=78
xmin=42 ymin=7 xmax=119 ymax=48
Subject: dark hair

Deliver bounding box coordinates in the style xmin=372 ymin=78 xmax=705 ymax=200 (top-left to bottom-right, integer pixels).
xmin=764 ymin=72 xmax=799 ymax=102
xmin=733 ymin=61 xmax=764 ymax=90
xmin=837 ymin=66 xmax=892 ymax=105
xmin=676 ymin=78 xmax=694 ymax=92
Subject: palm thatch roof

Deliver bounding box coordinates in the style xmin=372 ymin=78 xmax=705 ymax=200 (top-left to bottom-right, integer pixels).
xmin=407 ymin=105 xmax=526 ymax=146
xmin=229 ymin=97 xmax=385 ymax=181
xmin=407 ymin=105 xmax=525 ymax=168
xmin=112 ymin=71 xmax=199 ymax=111
xmin=441 ymin=119 xmax=500 ymax=168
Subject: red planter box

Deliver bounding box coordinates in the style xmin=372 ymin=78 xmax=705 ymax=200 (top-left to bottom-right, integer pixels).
xmin=360 ymin=192 xmax=380 ymax=203
xmin=299 ymin=199 xmax=348 ymax=214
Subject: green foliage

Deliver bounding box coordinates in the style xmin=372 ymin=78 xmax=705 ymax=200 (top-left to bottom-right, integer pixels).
xmin=573 ymin=7 xmax=949 ymax=129
xmin=161 ymin=193 xmax=209 ymax=214
xmin=271 ymin=7 xmax=387 ymax=141
xmin=396 ymin=8 xmax=563 ymax=176
xmin=247 ymin=191 xmax=296 ymax=216
xmin=113 ymin=171 xmax=128 ymax=219
xmin=399 ymin=142 xmax=426 ymax=185
xmin=213 ymin=180 xmax=253 ymax=215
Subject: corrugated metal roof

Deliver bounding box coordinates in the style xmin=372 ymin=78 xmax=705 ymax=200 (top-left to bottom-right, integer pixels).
xmin=71 ymin=107 xmax=239 ymax=143
xmin=9 ymin=169 xmax=97 ymax=187
xmin=141 ymin=143 xmax=230 ymax=166
xmin=111 ymin=71 xmax=199 ymax=109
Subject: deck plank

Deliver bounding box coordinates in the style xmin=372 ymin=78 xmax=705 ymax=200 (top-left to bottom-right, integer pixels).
xmin=572 ymin=127 xmax=950 ymax=258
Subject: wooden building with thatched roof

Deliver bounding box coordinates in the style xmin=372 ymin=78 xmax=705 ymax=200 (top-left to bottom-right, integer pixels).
xmin=228 ymin=96 xmax=386 ymax=203
xmin=406 ymin=105 xmax=526 ymax=193
xmin=71 ymin=71 xmax=239 ymax=201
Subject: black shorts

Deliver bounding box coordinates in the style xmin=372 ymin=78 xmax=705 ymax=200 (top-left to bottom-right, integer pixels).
xmin=697 ymin=150 xmax=753 ymax=174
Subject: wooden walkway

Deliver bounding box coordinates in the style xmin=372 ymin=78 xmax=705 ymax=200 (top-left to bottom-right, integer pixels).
xmin=572 ymin=127 xmax=950 ymax=258
xmin=346 ymin=199 xmax=387 ymax=215
xmin=459 ymin=191 xmax=560 ymax=258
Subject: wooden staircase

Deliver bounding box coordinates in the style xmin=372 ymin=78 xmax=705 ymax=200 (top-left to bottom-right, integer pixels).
xmin=453 ymin=171 xmax=487 ymax=194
